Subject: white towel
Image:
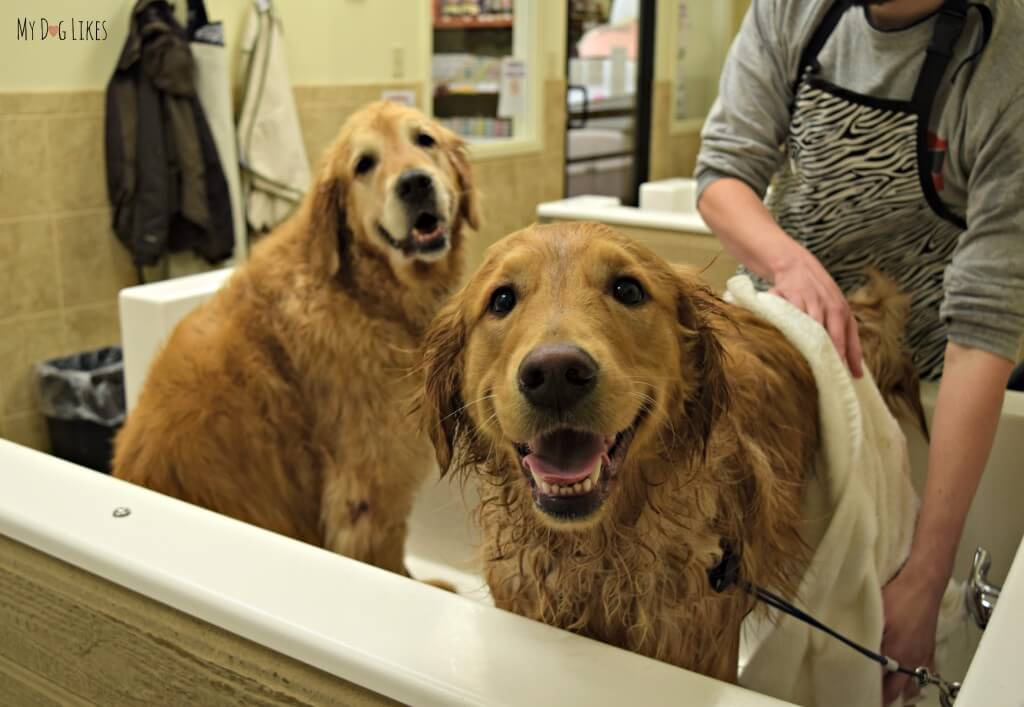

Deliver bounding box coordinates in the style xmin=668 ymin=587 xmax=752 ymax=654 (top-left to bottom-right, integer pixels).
xmin=237 ymin=0 xmax=311 ymax=233
xmin=726 ymin=275 xmax=962 ymax=707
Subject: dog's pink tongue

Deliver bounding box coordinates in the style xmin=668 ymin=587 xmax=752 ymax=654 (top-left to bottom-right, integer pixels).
xmin=523 ymin=429 xmax=606 ymax=484
xmin=524 ymin=452 xmax=602 ymax=484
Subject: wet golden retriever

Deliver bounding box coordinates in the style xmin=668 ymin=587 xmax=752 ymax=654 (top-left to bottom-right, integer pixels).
xmin=418 ymin=222 xmax=922 ymax=680
xmin=114 ymin=101 xmax=478 ymax=576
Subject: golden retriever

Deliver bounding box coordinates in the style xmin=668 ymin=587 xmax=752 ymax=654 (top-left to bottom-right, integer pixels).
xmin=114 ymin=101 xmax=478 ymax=576
xmin=418 ymin=222 xmax=923 ymax=680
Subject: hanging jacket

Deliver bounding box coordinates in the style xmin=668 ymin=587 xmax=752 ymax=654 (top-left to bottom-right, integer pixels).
xmin=105 ymin=0 xmax=234 ymax=267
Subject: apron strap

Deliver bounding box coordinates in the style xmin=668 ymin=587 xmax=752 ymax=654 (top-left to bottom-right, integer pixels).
xmin=951 ymin=3 xmax=993 ymax=84
xmin=912 ymin=0 xmax=970 ymax=230
xmin=911 ymin=0 xmax=969 ymax=111
xmin=793 ymin=0 xmax=851 ymax=97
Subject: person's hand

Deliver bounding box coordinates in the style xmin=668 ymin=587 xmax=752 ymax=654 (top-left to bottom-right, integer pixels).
xmin=769 ymin=246 xmax=864 ymax=377
xmin=880 ymin=564 xmax=945 ymax=705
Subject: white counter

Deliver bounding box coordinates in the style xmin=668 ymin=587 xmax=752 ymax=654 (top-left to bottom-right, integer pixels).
xmin=537 ymin=195 xmax=712 ymax=234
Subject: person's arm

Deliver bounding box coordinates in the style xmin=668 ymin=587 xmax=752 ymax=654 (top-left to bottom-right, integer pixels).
xmin=696 ymin=0 xmax=797 ymax=198
xmin=699 ymin=179 xmax=864 ymax=375
xmin=881 ymin=344 xmax=1012 ymax=704
xmin=881 ymin=85 xmax=1024 ymax=704
xmin=696 ymin=1 xmax=864 ymax=375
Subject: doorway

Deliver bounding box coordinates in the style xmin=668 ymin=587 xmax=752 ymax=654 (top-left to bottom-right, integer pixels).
xmin=564 ymin=0 xmax=655 ymax=206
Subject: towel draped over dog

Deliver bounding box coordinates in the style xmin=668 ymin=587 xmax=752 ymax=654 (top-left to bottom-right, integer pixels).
xmin=726 ymin=275 xmax=963 ymax=707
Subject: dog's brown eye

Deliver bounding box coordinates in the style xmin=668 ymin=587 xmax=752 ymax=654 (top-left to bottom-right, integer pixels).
xmin=488 ymin=286 xmax=517 ymax=316
xmin=415 ymin=132 xmax=436 ymax=148
xmin=355 ymin=155 xmax=376 ymax=175
xmin=612 ymin=277 xmax=646 ymax=306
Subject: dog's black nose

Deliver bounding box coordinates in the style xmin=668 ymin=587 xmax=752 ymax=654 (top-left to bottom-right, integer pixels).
xmin=518 ymin=345 xmax=598 ymax=410
xmin=397 ymin=170 xmax=435 ymax=203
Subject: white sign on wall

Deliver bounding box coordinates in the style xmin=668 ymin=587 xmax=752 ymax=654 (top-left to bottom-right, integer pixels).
xmin=497 ymin=57 xmax=527 ymax=118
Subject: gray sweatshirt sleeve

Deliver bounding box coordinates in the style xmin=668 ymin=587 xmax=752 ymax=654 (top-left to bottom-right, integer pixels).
xmin=694 ymin=0 xmax=794 ymax=200
xmin=940 ymin=92 xmax=1024 ymax=362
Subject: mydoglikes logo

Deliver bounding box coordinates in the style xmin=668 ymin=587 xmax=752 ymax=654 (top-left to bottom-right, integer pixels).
xmin=17 ymin=17 xmax=109 ymax=41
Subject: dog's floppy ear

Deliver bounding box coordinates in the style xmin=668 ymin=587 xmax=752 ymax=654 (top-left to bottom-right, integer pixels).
xmin=305 ymin=170 xmax=351 ymax=279
xmin=418 ymin=291 xmax=469 ymax=474
xmin=442 ymin=130 xmax=479 ymax=231
xmin=674 ymin=271 xmax=731 ymax=457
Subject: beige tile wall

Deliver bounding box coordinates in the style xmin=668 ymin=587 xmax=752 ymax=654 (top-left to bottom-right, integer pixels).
xmin=0 ymin=79 xmax=566 ymax=452
xmin=0 ymin=91 xmax=130 ymax=451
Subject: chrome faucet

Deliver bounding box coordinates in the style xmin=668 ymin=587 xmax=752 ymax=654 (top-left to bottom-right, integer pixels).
xmin=966 ymin=547 xmax=1002 ymax=630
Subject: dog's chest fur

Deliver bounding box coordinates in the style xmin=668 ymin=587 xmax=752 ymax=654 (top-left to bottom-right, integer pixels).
xmin=474 ymin=460 xmax=749 ymax=682
xmin=311 ymin=314 xmax=432 ymax=484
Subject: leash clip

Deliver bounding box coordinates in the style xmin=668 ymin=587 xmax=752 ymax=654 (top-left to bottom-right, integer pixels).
xmin=913 ymin=666 xmax=961 ymax=707
xmin=708 ymin=545 xmax=742 ymax=593
xmin=709 ymin=544 xmax=964 ymax=704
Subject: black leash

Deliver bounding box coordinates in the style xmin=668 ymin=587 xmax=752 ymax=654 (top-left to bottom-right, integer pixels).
xmin=708 ymin=547 xmax=962 ymax=705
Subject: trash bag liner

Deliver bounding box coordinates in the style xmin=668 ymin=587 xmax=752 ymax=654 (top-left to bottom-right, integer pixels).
xmin=36 ymin=346 xmax=126 ymax=427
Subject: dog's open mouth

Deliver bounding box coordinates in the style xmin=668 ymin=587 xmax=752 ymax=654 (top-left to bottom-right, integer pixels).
xmin=378 ymin=212 xmax=448 ymax=256
xmin=513 ymin=418 xmax=641 ymax=522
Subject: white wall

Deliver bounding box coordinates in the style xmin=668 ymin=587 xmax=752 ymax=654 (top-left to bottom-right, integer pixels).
xmin=0 ymin=0 xmax=429 ymax=92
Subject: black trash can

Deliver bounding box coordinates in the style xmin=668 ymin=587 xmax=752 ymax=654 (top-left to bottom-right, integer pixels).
xmin=36 ymin=346 xmax=125 ymax=473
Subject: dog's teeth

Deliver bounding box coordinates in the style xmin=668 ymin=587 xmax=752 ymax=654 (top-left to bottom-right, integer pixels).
xmin=582 ymin=477 xmax=594 ymax=493
xmin=541 ymin=481 xmax=553 ymax=495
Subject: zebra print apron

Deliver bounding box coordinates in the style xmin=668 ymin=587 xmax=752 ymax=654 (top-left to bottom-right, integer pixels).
xmin=756 ymin=0 xmax=970 ymax=380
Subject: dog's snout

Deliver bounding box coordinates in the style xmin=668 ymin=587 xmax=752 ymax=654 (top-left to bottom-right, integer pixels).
xmin=518 ymin=345 xmax=598 ymax=410
xmin=397 ymin=169 xmax=435 ymax=203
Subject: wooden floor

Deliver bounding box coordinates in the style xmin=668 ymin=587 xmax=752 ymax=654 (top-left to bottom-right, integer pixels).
xmin=0 ymin=535 xmax=398 ymax=706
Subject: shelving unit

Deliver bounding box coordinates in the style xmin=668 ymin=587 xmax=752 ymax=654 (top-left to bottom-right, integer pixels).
xmin=434 ymin=0 xmax=513 ymax=27
xmin=434 ymin=16 xmax=513 ymax=30
xmin=432 ymin=0 xmax=515 ymax=140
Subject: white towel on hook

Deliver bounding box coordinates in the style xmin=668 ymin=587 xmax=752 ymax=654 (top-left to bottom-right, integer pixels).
xmin=237 ymin=0 xmax=311 ymax=234
xmin=725 ymin=275 xmax=963 ymax=707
